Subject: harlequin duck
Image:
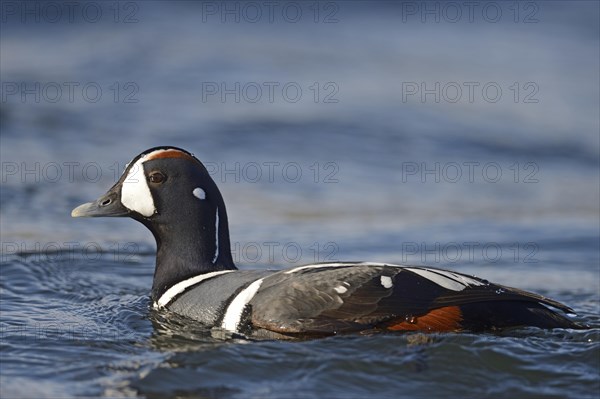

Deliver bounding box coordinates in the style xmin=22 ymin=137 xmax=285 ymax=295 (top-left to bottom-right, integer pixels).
xmin=72 ymin=146 xmax=583 ymax=339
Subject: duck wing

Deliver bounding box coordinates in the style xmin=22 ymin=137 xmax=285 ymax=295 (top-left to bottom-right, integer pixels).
xmin=248 ymin=263 xmax=581 ymax=336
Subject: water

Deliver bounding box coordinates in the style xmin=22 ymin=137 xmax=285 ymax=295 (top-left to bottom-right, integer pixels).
xmin=1 ymin=2 xmax=599 ymax=398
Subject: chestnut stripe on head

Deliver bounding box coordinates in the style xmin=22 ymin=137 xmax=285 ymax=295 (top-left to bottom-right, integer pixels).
xmin=145 ymin=148 xmax=199 ymax=163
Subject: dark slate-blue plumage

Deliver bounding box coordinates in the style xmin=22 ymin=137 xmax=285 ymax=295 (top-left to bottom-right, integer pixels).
xmin=72 ymin=146 xmax=584 ymax=339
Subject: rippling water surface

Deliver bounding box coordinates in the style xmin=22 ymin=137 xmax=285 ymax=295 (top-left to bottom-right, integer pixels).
xmin=1 ymin=2 xmax=599 ymax=398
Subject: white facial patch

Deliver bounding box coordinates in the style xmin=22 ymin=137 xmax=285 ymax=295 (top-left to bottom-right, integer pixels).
xmin=120 ymin=155 xmax=156 ymax=217
xmin=380 ymin=276 xmax=393 ymax=289
xmin=192 ymin=187 xmax=206 ymax=200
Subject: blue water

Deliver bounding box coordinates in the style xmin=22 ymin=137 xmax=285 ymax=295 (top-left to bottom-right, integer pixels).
xmin=1 ymin=1 xmax=599 ymax=398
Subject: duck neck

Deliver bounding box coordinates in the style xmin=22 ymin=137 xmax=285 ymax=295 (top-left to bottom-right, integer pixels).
xmin=148 ymin=207 xmax=236 ymax=301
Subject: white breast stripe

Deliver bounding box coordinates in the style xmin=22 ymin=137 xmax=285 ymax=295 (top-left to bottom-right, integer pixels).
xmin=212 ymin=208 xmax=219 ymax=264
xmin=154 ymin=270 xmax=235 ymax=309
xmin=221 ymin=278 xmax=264 ymax=332
xmin=121 ymin=155 xmax=155 ymax=217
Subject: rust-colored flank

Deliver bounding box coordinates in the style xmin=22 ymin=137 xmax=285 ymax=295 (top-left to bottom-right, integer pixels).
xmin=387 ymin=306 xmax=463 ymax=332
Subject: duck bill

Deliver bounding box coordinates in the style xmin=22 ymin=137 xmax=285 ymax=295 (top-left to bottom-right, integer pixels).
xmin=71 ymin=191 xmax=130 ymax=218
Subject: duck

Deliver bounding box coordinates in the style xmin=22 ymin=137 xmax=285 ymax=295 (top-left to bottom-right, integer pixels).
xmin=71 ymin=146 xmax=583 ymax=339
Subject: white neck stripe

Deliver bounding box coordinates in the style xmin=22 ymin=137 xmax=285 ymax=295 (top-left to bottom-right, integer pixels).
xmin=221 ymin=278 xmax=264 ymax=332
xmin=212 ymin=207 xmax=219 ymax=264
xmin=154 ymin=270 xmax=235 ymax=308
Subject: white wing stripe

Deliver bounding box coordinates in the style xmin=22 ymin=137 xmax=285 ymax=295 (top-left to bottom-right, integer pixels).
xmin=406 ymin=267 xmax=484 ymax=291
xmin=284 ymin=262 xmax=398 ymax=274
xmin=430 ymin=268 xmax=485 ymax=287
xmin=407 ymin=268 xmax=466 ymax=291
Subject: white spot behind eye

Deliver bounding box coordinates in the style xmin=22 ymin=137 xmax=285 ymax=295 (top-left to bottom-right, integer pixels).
xmin=193 ymin=187 xmax=206 ymax=200
xmin=380 ymin=276 xmax=393 ymax=289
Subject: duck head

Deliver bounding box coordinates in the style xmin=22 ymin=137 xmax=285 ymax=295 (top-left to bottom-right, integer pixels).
xmin=72 ymin=146 xmax=236 ymax=299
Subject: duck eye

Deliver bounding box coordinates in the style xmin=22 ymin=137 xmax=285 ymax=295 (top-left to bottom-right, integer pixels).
xmin=148 ymin=172 xmax=165 ymax=184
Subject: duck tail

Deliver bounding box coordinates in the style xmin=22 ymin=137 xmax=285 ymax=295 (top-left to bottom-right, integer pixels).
xmin=459 ymin=301 xmax=588 ymax=331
